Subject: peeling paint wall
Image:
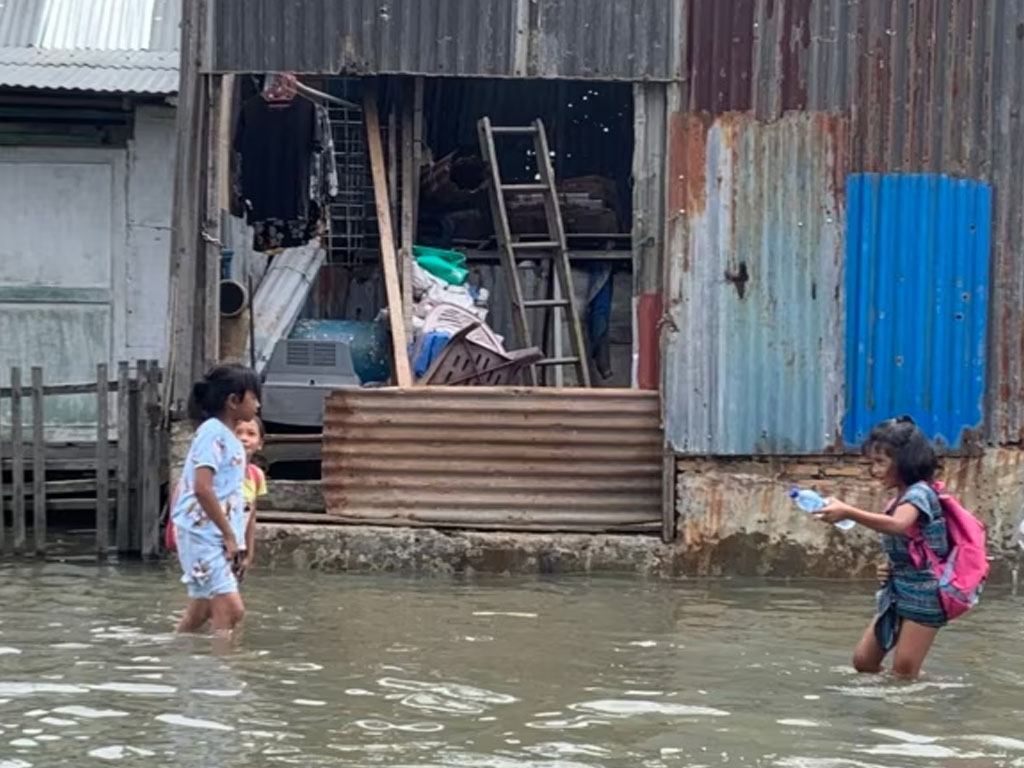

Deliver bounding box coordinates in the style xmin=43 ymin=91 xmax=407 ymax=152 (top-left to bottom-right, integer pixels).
xmin=663 ymin=112 xmax=846 ymax=454
xmin=0 ymin=103 xmax=174 ymax=434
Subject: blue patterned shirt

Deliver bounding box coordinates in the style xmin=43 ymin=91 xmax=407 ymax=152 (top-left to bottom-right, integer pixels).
xmin=171 ymin=419 xmax=247 ymax=545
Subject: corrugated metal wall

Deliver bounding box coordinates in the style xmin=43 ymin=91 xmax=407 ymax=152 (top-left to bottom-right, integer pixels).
xmin=206 ymin=0 xmax=683 ymax=81
xmin=676 ymin=0 xmax=1024 ymax=445
xmin=845 ymin=173 xmax=992 ymax=448
xmin=322 ymin=388 xmax=664 ymax=531
xmin=663 ymin=113 xmax=846 ymax=454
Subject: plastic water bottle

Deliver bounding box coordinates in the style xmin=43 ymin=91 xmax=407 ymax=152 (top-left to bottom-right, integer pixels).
xmin=790 ymin=487 xmax=856 ymax=531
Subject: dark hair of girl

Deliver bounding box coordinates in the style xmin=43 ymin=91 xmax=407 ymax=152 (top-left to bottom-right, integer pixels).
xmin=187 ymin=364 xmax=262 ymax=424
xmin=862 ymin=415 xmax=938 ymax=486
xmin=245 ymin=415 xmax=266 ymax=440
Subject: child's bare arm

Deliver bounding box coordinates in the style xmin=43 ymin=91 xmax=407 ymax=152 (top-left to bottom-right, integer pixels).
xmin=245 ymin=503 xmax=256 ymax=559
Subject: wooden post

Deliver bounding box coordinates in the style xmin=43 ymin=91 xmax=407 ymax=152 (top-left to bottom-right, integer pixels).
xmin=31 ymin=367 xmax=45 ymax=555
xmin=388 ymin=94 xmax=399 ymax=230
xmin=129 ymin=361 xmax=144 ymax=554
xmin=167 ymin=0 xmax=209 ymax=417
xmin=400 ymin=78 xmax=416 ymax=346
xmin=216 ymin=73 xmax=236 ymax=211
xmin=96 ymin=363 xmax=110 ymax=557
xmin=412 ymin=77 xmax=424 ymax=228
xmin=364 ymin=81 xmax=413 ymax=387
xmin=203 ymin=76 xmax=222 ymax=374
xmin=116 ymin=361 xmax=131 ymax=553
xmin=141 ymin=362 xmax=160 ymax=559
xmin=0 ymin=382 xmax=5 ymax=553
xmin=661 ymin=445 xmax=676 ymax=543
xmin=10 ymin=367 xmax=24 ymax=554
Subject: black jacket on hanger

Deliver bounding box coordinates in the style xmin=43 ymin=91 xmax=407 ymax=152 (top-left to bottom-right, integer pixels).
xmin=234 ymin=95 xmax=316 ymax=224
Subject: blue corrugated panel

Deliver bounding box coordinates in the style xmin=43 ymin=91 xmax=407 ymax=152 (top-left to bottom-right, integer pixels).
xmin=845 ymin=174 xmax=992 ymax=448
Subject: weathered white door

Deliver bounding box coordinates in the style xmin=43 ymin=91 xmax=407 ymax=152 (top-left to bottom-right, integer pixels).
xmin=0 ymin=147 xmax=126 ymax=435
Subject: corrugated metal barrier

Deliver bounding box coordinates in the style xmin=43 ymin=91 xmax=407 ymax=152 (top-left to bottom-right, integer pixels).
xmin=322 ymin=388 xmax=664 ymax=533
xmin=663 ymin=112 xmax=846 ymax=455
xmin=206 ymin=0 xmax=683 ymax=81
xmin=845 ymin=173 xmax=992 ymax=448
xmin=678 ymin=0 xmax=1024 ymax=444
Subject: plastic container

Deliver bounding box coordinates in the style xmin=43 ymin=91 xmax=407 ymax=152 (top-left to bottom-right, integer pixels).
xmin=415 ymin=254 xmax=469 ymax=286
xmin=790 ymin=487 xmax=856 ymax=531
xmin=413 ymin=245 xmax=466 ymax=266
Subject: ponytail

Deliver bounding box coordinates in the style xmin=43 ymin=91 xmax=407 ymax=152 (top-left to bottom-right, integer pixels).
xmin=187 ymin=364 xmax=262 ymax=425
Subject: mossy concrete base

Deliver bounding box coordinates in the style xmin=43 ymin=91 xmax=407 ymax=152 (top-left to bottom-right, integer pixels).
xmin=256 ymin=523 xmax=676 ymax=577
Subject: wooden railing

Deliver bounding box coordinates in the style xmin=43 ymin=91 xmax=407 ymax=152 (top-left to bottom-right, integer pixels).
xmin=0 ymin=361 xmax=164 ymax=558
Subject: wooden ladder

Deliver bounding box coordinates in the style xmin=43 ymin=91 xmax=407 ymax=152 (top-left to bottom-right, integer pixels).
xmin=477 ymin=117 xmax=591 ymax=387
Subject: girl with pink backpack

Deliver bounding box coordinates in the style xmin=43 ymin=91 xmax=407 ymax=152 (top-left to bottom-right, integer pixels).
xmin=816 ymin=416 xmax=988 ymax=680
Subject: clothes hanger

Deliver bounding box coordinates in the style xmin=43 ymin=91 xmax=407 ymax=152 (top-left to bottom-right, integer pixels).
xmin=256 ymin=73 xmax=360 ymax=111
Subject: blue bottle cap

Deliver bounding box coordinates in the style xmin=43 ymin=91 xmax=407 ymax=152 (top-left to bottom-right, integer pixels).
xmin=788 ymin=487 xmax=800 ymax=499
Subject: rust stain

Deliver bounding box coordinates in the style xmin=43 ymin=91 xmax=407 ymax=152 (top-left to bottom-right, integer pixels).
xmin=669 ymin=112 xmax=710 ymax=220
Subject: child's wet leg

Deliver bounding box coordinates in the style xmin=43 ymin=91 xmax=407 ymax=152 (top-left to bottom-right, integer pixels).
xmin=210 ymin=591 xmax=245 ymax=633
xmin=852 ymin=619 xmax=886 ymax=674
xmin=890 ymin=620 xmax=938 ymax=680
xmin=176 ymin=598 xmax=211 ymax=633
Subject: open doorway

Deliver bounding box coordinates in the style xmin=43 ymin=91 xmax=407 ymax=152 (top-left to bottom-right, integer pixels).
xmin=300 ymin=75 xmax=637 ymax=389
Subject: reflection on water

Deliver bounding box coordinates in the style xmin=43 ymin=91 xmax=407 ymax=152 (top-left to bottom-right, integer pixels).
xmin=0 ymin=562 xmax=1021 ymax=767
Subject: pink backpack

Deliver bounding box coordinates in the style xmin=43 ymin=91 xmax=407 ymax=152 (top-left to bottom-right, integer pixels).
xmin=907 ymin=482 xmax=989 ymax=621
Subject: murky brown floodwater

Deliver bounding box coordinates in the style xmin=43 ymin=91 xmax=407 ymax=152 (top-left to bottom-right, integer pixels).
xmin=0 ymin=562 xmax=1021 ymax=767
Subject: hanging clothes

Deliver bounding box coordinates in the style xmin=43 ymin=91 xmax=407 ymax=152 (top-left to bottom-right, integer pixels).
xmin=586 ymin=262 xmax=613 ymax=380
xmin=311 ymin=105 xmax=339 ymax=203
xmin=234 ymin=93 xmax=320 ymax=252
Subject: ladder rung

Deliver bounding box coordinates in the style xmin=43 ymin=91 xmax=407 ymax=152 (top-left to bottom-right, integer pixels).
xmin=522 ymin=299 xmax=570 ymax=309
xmin=501 ymin=184 xmax=548 ymax=193
xmin=510 ymin=241 xmax=560 ymax=250
xmin=491 ymin=126 xmax=539 ymax=136
xmin=535 ymin=357 xmax=582 ymax=367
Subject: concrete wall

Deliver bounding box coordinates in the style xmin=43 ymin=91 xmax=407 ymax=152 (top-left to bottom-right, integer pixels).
xmin=251 ymin=448 xmax=1023 ymax=581
xmin=676 ymin=449 xmax=1024 ymax=579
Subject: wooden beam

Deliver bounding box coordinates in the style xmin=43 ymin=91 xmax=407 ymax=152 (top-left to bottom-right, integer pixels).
xmin=116 ymin=361 xmax=131 ymax=553
xmin=166 ymin=0 xmax=208 ymax=416
xmin=10 ymin=367 xmax=24 ymax=553
xmin=400 ymin=78 xmax=416 ymax=346
xmin=141 ymin=362 xmax=161 ymax=559
xmin=0 ymin=380 xmax=4 ymax=552
xmin=412 ymin=77 xmax=424 ymax=226
xmin=388 ymin=95 xmax=399 ymax=231
xmin=202 ymin=75 xmax=222 ymax=372
xmin=661 ymin=445 xmax=676 ymax=543
xmin=31 ymin=366 xmax=45 ymax=554
xmin=216 ymin=73 xmax=236 ymax=213
xmin=96 ymin=362 xmax=110 ymax=556
xmin=364 ymin=82 xmax=413 ymax=388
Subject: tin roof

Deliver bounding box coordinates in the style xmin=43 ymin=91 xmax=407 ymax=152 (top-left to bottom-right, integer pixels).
xmin=206 ymin=0 xmax=684 ymax=81
xmin=0 ymin=0 xmax=180 ymax=93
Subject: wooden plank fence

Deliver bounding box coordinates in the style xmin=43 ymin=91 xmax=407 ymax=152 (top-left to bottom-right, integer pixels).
xmin=0 ymin=361 xmax=164 ymax=559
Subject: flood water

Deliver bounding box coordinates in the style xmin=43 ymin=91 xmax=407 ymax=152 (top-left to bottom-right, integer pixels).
xmin=0 ymin=563 xmax=1021 ymax=768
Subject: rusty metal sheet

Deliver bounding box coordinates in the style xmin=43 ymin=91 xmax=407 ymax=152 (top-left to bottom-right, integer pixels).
xmin=322 ymin=387 xmax=664 ymax=532
xmin=206 ymin=0 xmax=683 ymax=81
xmin=681 ymin=0 xmax=1024 ymax=443
xmin=684 ymin=0 xmax=856 ymax=117
xmin=663 ymin=112 xmax=847 ymax=455
xmin=850 ymin=0 xmax=1024 ymax=444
